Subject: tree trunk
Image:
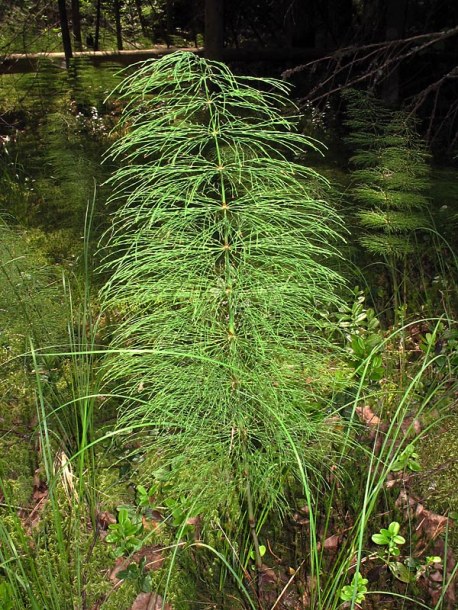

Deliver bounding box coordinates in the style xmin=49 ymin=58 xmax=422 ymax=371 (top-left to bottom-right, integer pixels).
xmin=94 ymin=0 xmax=102 ymax=51
xmin=57 ymin=0 xmax=73 ymax=67
xmin=165 ymin=0 xmax=173 ymax=47
xmin=283 ymin=0 xmax=315 ymax=48
xmin=71 ymin=0 xmax=82 ymax=51
xmin=331 ymin=0 xmax=353 ymax=45
xmin=361 ymin=0 xmax=383 ymax=42
xmin=114 ymin=0 xmax=124 ymax=51
xmin=134 ymin=0 xmax=148 ymax=37
xmin=383 ymin=0 xmax=408 ymax=103
xmin=204 ymin=0 xmax=224 ymax=60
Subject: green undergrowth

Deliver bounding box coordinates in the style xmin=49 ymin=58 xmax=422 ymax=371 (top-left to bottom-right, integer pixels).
xmin=416 ymin=411 xmax=458 ymax=553
xmin=0 ymin=54 xmax=457 ymax=610
xmin=418 ymin=414 xmax=458 ymax=514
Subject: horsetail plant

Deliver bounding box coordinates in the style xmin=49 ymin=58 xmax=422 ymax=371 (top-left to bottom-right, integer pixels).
xmin=100 ymin=52 xmax=346 ymax=599
xmin=343 ymin=89 xmax=432 ymax=322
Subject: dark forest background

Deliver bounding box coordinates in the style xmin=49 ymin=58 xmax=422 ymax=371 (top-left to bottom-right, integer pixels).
xmin=1 ymin=0 xmax=457 ymax=154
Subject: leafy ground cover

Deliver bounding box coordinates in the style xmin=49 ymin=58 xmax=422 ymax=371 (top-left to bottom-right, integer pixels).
xmin=0 ymin=53 xmax=456 ymax=610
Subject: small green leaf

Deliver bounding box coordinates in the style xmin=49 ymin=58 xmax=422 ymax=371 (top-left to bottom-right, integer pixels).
xmin=340 ymin=571 xmax=368 ymax=604
xmin=118 ymin=564 xmax=139 ymax=580
xmin=426 ymin=556 xmax=442 ymax=565
xmin=118 ymin=508 xmax=128 ymax=524
xmin=372 ymin=533 xmax=388 ymax=545
xmin=389 ymin=561 xmax=414 ymax=583
xmin=408 ymin=460 xmax=421 ymax=472
xmin=259 ymin=545 xmax=266 ymax=557
xmin=391 ymin=462 xmax=405 ymax=472
xmin=142 ymin=574 xmax=153 ymax=593
xmin=388 ymin=522 xmax=400 ymax=536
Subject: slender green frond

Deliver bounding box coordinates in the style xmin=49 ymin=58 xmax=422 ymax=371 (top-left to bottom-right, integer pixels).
xmin=101 ymin=52 xmax=347 ymax=523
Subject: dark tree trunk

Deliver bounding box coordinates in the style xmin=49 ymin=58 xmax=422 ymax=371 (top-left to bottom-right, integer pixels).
xmin=114 ymin=0 xmax=123 ymax=51
xmin=331 ymin=0 xmax=353 ymax=45
xmin=361 ymin=0 xmax=384 ymax=42
xmin=71 ymin=0 xmax=82 ymax=51
xmin=314 ymin=0 xmax=353 ymax=47
xmin=134 ymin=0 xmax=148 ymax=37
xmin=204 ymin=0 xmax=224 ymax=60
xmin=165 ymin=0 xmax=173 ymax=47
xmin=284 ymin=0 xmax=315 ymax=48
xmin=94 ymin=0 xmax=102 ymax=51
xmin=57 ymin=0 xmax=73 ymax=67
xmin=383 ymin=0 xmax=408 ymax=103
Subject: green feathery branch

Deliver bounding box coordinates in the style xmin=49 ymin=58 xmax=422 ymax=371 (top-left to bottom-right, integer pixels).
xmin=100 ymin=52 xmax=346 ymax=572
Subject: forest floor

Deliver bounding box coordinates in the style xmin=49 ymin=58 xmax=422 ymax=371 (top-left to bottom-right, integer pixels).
xmin=0 ymin=58 xmax=457 ymax=609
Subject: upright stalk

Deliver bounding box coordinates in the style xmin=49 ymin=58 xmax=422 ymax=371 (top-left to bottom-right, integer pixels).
xmin=57 ymin=0 xmax=73 ymax=68
xmin=246 ymin=469 xmax=263 ymax=571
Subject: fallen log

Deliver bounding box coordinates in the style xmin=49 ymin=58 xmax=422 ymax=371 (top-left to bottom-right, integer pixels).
xmin=0 ymin=45 xmax=327 ymax=75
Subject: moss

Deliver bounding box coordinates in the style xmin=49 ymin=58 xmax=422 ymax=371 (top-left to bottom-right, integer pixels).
xmin=80 ymin=543 xmax=139 ymax=610
xmin=416 ymin=411 xmax=458 ymax=552
xmin=3 ymin=475 xmax=33 ymax=508
xmin=94 ymin=457 xmax=137 ymax=514
xmin=418 ymin=414 xmax=458 ymax=513
xmin=98 ymin=583 xmax=137 ymax=610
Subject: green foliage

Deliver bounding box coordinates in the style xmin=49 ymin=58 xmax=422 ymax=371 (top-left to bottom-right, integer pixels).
xmin=371 ymin=522 xmax=414 ymax=584
xmin=248 ymin=544 xmax=266 ymax=562
xmin=0 ymin=223 xmax=68 ymax=346
xmin=117 ymin=557 xmax=153 ymax=594
xmin=390 ymin=443 xmax=421 ymax=472
xmin=344 ymin=89 xmax=431 ymax=260
xmin=367 ymin=522 xmax=446 ymax=585
xmin=101 ymin=51 xmax=346 ymax=527
xmin=340 ymin=571 xmax=368 ymax=605
xmin=98 ymin=53 xmax=349 ymax=605
xmin=136 ymin=483 xmax=157 ymax=508
xmin=420 ymin=325 xmax=458 ymax=371
xmin=417 ymin=410 xmax=458 ymax=518
xmin=337 ymin=288 xmax=384 ymax=380
xmin=106 ymin=508 xmax=144 ymax=557
xmin=371 ymin=521 xmax=405 ymax=557
xmin=0 ymin=581 xmax=14 ymax=610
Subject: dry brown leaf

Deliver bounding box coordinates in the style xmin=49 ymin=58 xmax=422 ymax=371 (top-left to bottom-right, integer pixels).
xmin=97 ymin=511 xmax=117 ymax=530
xmin=292 ymin=513 xmax=309 ymax=526
xmin=130 ymin=592 xmax=172 ymax=610
xmin=109 ymin=556 xmax=130 ymax=584
xmin=259 ymin=564 xmax=277 ymax=584
xmin=400 ymin=416 xmax=422 ymax=436
xmin=136 ymin=545 xmax=165 ymax=571
xmin=323 ymin=534 xmax=340 ymax=552
xmin=429 ymin=570 xmax=443 ymax=582
xmin=414 ymin=503 xmax=449 ymax=540
xmin=396 ymin=490 xmax=450 ymax=542
xmin=355 ymin=405 xmax=382 ymax=428
xmin=110 ymin=545 xmax=165 ymax=584
xmin=142 ymin=512 xmax=163 ymax=532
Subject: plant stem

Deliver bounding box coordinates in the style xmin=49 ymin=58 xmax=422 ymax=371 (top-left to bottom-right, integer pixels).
xmin=245 ymin=469 xmax=263 ymax=572
xmin=206 ymin=86 xmax=236 ymax=343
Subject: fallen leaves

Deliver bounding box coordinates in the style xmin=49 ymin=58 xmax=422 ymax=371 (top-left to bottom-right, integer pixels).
xmin=355 ymin=405 xmax=383 ymax=430
xmin=130 ymin=592 xmax=172 ymax=610
xmin=110 ymin=545 xmax=165 ymax=584
xmin=394 ymin=490 xmax=456 ymax=608
xmin=396 ymin=489 xmax=451 ymax=548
